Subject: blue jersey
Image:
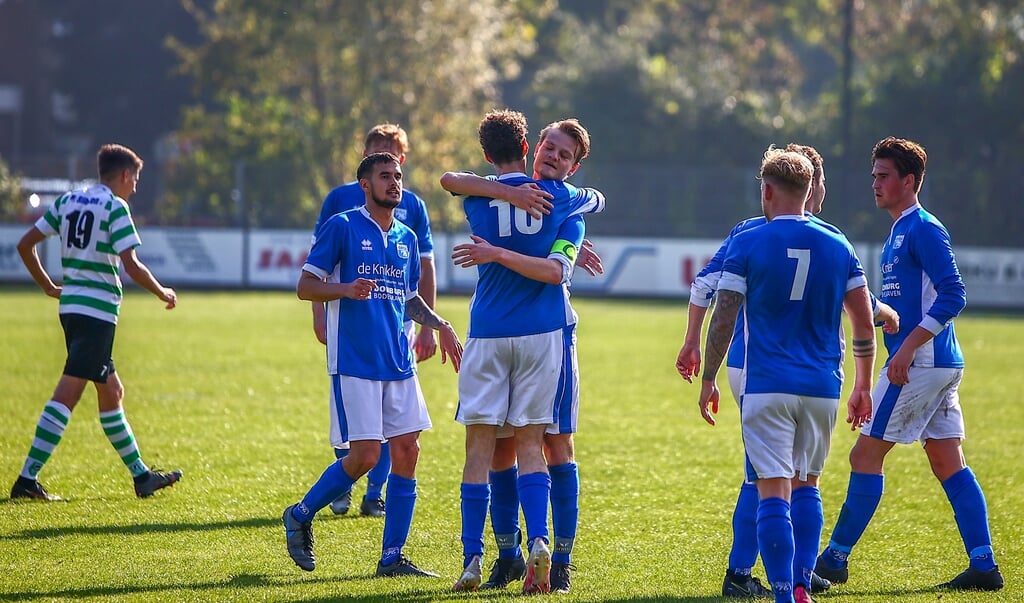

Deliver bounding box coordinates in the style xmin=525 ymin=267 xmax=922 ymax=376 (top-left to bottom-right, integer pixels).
xmin=465 ymin=172 xmax=605 ymax=338
xmin=315 ymin=181 xmax=433 ymax=258
xmin=692 ymin=213 xmax=851 ymax=370
xmin=718 ymin=215 xmax=867 ymax=398
xmin=879 ymin=204 xmax=965 ymax=368
xmin=302 ymin=207 xmax=421 ymax=380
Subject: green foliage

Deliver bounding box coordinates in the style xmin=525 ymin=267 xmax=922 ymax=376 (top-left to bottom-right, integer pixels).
xmin=165 ymin=0 xmax=543 ymax=231
xmin=0 ymin=156 xmax=23 ymax=222
xmin=1 ymin=289 xmax=1022 ymax=601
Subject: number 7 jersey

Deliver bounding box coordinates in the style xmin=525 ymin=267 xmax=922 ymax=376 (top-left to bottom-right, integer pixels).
xmin=463 ymin=172 xmax=605 ymax=338
xmin=35 ymin=184 xmax=142 ymax=324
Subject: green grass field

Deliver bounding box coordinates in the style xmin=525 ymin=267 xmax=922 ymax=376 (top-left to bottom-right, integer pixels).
xmin=1 ymin=288 xmax=1021 ymax=602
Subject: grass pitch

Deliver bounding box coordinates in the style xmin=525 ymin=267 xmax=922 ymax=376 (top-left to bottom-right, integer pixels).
xmin=0 ymin=288 xmax=1021 ymax=602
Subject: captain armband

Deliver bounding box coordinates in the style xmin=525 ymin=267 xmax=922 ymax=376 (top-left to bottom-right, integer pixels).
xmin=550 ymin=239 xmax=578 ymax=264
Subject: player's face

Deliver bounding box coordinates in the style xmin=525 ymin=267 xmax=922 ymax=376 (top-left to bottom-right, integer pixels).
xmin=366 ymin=161 xmax=403 ymax=209
xmin=806 ymin=171 xmax=826 ymax=215
xmin=533 ymin=129 xmax=580 ymax=181
xmin=113 ymin=168 xmax=140 ymax=199
xmin=366 ymin=140 xmax=403 ymax=162
xmin=872 ymin=158 xmax=912 ymax=211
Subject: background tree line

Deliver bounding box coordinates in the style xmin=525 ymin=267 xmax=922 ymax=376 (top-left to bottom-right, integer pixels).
xmin=1 ymin=0 xmax=1022 ymax=245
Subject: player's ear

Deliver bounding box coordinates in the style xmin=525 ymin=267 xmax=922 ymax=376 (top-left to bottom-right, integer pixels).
xmin=483 ymin=151 xmax=494 ymax=164
xmin=396 ymin=153 xmax=406 ymax=165
xmin=566 ymin=163 xmax=581 ymax=178
xmin=520 ymin=139 xmax=529 ymax=158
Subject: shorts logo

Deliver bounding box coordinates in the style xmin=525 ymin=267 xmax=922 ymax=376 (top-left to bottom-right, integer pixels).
xmin=361 ymin=239 xmax=373 ymax=252
xmin=893 ymin=234 xmax=904 ymax=249
xmin=396 ymin=243 xmax=410 ymax=259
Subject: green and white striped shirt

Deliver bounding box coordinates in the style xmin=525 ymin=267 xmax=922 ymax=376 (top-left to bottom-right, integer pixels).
xmin=35 ymin=184 xmax=142 ymax=324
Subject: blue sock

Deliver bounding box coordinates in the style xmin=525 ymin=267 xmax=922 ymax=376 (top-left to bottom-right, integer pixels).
xmin=461 ymin=482 xmax=490 ymax=565
xmin=825 ymin=472 xmax=884 ymax=567
xmin=365 ymin=441 xmax=390 ymax=500
xmin=489 ymin=466 xmax=522 ymax=560
xmin=549 ymin=462 xmax=579 ymax=564
xmin=757 ymin=497 xmax=794 ymax=603
xmin=380 ymin=474 xmax=416 ymax=566
xmin=791 ymin=486 xmax=824 ymax=587
xmin=518 ymin=471 xmax=551 ymax=546
xmin=942 ymin=467 xmax=997 ymax=571
xmin=295 ymin=460 xmax=354 ymax=521
xmin=728 ymin=482 xmax=760 ymax=573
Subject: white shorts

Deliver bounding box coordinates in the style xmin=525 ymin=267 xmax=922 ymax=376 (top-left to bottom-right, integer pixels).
xmin=546 ymin=324 xmax=579 ymax=435
xmin=329 ymin=374 xmax=431 ymax=444
xmin=728 ymin=366 xmax=745 ymax=406
xmin=741 ymin=393 xmax=838 ymax=482
xmin=861 ymin=366 xmax=964 ymax=444
xmin=328 ymin=320 xmax=418 ymax=448
xmin=456 ymin=329 xmax=564 ymax=427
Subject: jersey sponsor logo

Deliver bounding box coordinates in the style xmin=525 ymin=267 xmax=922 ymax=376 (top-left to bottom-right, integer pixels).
xmin=396 ymin=243 xmax=410 ymax=259
xmin=357 ymin=262 xmax=405 ymax=279
xmin=361 ymin=238 xmax=373 ymax=251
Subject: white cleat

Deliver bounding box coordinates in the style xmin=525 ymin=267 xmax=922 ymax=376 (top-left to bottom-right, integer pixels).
xmin=453 ymin=555 xmax=483 ymax=592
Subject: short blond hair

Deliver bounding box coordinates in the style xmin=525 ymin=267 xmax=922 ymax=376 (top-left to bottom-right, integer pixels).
xmin=759 ymin=146 xmax=814 ymax=197
xmin=364 ymin=123 xmax=409 ymax=155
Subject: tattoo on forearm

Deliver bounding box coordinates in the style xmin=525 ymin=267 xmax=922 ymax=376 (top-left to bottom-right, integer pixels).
xmin=702 ymin=290 xmax=743 ymax=381
xmin=852 ymin=338 xmax=875 ymax=358
xmin=406 ymin=296 xmax=446 ymax=329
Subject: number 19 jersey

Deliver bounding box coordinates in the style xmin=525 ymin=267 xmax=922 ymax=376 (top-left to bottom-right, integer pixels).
xmin=35 ymin=184 xmax=142 ymax=324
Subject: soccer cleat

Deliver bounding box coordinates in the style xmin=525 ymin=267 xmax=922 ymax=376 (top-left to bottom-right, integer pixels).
xmin=813 ymin=552 xmax=849 ymax=585
xmin=282 ymin=504 xmax=316 ymax=571
xmin=480 ymin=556 xmax=528 ymax=589
xmin=522 ymin=538 xmax=552 ymax=594
xmin=722 ymin=570 xmax=772 ymax=597
xmin=133 ymin=469 xmax=183 ymax=498
xmin=360 ymin=496 xmax=385 ymax=517
xmin=550 ymin=561 xmax=575 ymax=594
xmin=794 ymin=584 xmax=814 ymax=603
xmin=453 ymin=555 xmax=483 ymax=591
xmin=375 ymin=554 xmax=439 ymax=577
xmin=939 ymin=565 xmax=1004 ymax=591
xmin=329 ymin=490 xmax=352 ymax=515
xmin=10 ymin=477 xmax=62 ymax=501
xmin=809 ymin=571 xmax=831 ymax=594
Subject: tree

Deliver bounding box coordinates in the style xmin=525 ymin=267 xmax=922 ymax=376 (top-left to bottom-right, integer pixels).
xmin=165 ymin=0 xmax=545 ymax=230
xmin=0 ymin=155 xmax=24 ymax=222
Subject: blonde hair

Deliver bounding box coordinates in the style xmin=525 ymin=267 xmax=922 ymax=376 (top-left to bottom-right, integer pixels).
xmin=759 ymin=146 xmax=814 ymax=197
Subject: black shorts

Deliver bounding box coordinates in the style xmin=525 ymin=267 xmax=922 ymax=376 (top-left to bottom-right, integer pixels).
xmin=60 ymin=313 xmax=117 ymax=383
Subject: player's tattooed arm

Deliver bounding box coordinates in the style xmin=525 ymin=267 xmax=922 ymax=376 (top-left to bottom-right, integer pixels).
xmin=406 ymin=295 xmax=449 ymax=330
xmin=701 ymin=290 xmax=743 ymax=382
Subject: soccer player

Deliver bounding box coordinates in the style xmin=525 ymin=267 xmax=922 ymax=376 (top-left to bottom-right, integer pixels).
xmin=442 ymin=118 xmax=602 ymax=595
xmin=311 ymin=123 xmax=436 ymax=518
xmin=814 ymin=137 xmax=1004 ymax=592
xmin=11 ymin=143 xmax=183 ymax=501
xmin=676 ymin=144 xmax=897 ymax=598
xmin=283 ymin=152 xmax=463 ymax=578
xmin=446 ymin=110 xmax=604 ymax=594
xmin=698 ymin=147 xmax=876 ymax=603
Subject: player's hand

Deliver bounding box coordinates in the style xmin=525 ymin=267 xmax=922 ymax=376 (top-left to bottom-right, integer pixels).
xmin=505 ymin=183 xmax=554 ymax=219
xmin=846 ymin=386 xmax=873 ymax=430
xmin=576 ymin=239 xmax=604 ymax=276
xmin=452 ymin=235 xmax=502 ymax=268
xmin=886 ymin=349 xmax=913 ymax=386
xmin=313 ymin=319 xmax=327 ymax=345
xmin=161 ymin=287 xmax=177 ymax=310
xmin=44 ymin=284 xmax=62 ymax=300
xmin=437 ymin=322 xmax=463 ymax=373
xmin=676 ymin=342 xmax=701 ymax=383
xmin=875 ymin=301 xmax=900 ymax=335
xmin=415 ymin=327 xmax=437 ymax=362
xmin=345 ymin=278 xmax=377 ymax=300
xmin=698 ymin=379 xmax=720 ymax=426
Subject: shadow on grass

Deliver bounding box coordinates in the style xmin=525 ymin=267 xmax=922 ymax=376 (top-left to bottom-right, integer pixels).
xmin=0 ymin=515 xmax=281 ymax=540
xmin=0 ymin=572 xmax=389 ymax=602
